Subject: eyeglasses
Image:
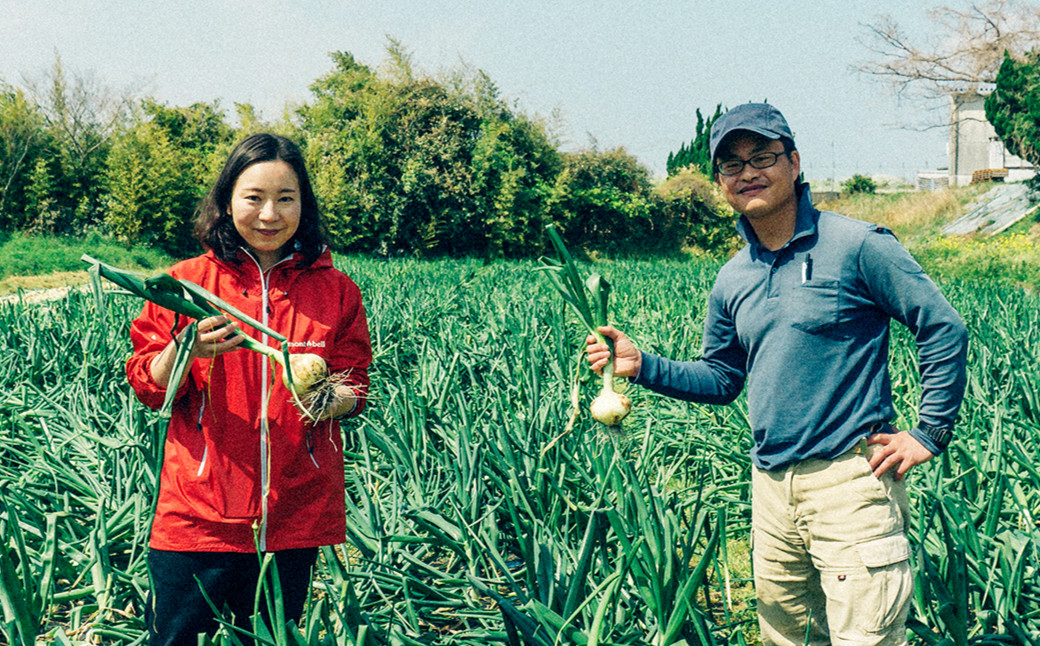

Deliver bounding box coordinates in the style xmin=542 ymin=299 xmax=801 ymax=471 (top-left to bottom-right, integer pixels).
xmin=715 ymin=151 xmax=789 ymax=176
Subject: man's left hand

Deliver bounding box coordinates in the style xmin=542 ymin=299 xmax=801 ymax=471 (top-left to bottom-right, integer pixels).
xmin=866 ymin=431 xmax=935 ymax=480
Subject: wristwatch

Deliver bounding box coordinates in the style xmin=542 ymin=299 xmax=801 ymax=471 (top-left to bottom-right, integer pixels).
xmin=915 ymin=423 xmax=954 ymax=450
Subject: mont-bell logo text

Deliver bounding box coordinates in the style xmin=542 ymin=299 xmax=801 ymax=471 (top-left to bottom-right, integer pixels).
xmin=286 ymin=340 xmax=326 ymax=348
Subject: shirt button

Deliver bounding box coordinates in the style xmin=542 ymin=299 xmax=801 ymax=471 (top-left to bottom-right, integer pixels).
xmin=770 ymin=267 xmax=778 ymax=274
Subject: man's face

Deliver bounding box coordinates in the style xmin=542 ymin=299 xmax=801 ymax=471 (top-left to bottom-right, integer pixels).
xmin=714 ymin=132 xmax=801 ymax=221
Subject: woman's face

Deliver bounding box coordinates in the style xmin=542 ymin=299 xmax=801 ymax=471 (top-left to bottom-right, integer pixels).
xmin=228 ymin=160 xmax=302 ymax=270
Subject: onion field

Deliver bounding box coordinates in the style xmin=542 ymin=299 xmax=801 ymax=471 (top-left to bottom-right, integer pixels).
xmin=1 ymin=255 xmax=1038 ymax=645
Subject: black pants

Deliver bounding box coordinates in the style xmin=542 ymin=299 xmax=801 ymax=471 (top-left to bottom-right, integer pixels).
xmin=146 ymin=548 xmax=319 ymax=646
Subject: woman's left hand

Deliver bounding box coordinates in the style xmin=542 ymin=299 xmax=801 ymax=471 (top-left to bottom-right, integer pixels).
xmin=317 ymin=384 xmax=358 ymax=420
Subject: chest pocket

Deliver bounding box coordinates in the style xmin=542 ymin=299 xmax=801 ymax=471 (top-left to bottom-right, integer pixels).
xmin=787 ymin=279 xmax=841 ymax=336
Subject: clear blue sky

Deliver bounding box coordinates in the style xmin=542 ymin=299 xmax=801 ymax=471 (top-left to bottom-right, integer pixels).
xmin=2 ymin=1 xmax=951 ymax=184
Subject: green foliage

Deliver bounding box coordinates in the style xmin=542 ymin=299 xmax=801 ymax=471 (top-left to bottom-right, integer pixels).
xmin=103 ymin=121 xmax=200 ymax=256
xmin=911 ymin=229 xmax=1040 ymax=292
xmin=24 ymin=157 xmax=57 ymax=231
xmin=3 ymin=254 xmax=1040 ymax=643
xmin=654 ymin=168 xmax=739 ymax=253
xmin=842 ymin=174 xmax=878 ymax=195
xmin=16 ymin=56 xmax=127 ymax=236
xmin=986 ymin=50 xmax=1040 ymax=173
xmin=0 ymin=230 xmax=169 ymax=281
xmin=142 ymin=99 xmax=236 ymax=183
xmin=552 ymin=146 xmax=667 ymax=256
xmin=103 ymin=100 xmax=241 ymax=257
xmin=0 ymin=84 xmax=46 ymax=230
xmin=3 ymin=47 xmax=736 ymax=259
xmin=468 ymin=116 xmax=554 ymax=256
xmin=300 ymin=50 xmax=564 ymax=258
xmin=666 ymin=104 xmax=724 ymax=177
xmin=552 ymin=149 xmax=736 ymax=257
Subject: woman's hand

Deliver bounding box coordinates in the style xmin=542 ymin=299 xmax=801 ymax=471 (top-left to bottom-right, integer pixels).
xmin=318 ymin=384 xmax=359 ymax=420
xmin=585 ymin=325 xmax=642 ymax=378
xmin=149 ymin=315 xmax=244 ymax=389
xmin=187 ymin=315 xmax=244 ymax=359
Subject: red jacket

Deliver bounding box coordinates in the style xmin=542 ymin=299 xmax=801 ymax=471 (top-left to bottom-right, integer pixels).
xmin=126 ymin=249 xmax=371 ymax=553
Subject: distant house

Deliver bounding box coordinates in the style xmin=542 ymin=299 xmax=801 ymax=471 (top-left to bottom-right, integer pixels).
xmin=947 ymin=83 xmax=1035 ymax=187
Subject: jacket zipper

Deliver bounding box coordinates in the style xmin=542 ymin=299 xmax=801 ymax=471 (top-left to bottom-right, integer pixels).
xmin=196 ymin=393 xmax=208 ymax=477
xmin=242 ymin=250 xmax=295 ymax=552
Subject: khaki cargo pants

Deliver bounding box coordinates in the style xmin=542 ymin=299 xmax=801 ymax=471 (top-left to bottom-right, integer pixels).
xmin=751 ymin=441 xmax=913 ymax=646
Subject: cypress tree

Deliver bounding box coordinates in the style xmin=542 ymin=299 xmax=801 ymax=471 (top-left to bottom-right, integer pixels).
xmin=985 ymin=50 xmax=1040 ymax=171
xmin=665 ymin=103 xmax=725 ymax=177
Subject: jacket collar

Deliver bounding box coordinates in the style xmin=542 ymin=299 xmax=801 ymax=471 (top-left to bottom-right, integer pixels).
xmin=203 ymin=246 xmax=334 ymax=276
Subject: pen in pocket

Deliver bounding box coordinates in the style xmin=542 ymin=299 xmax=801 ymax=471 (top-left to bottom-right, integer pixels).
xmin=801 ymin=254 xmax=813 ymax=283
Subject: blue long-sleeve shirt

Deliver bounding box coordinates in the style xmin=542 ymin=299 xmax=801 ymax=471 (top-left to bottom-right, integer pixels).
xmin=634 ymin=186 xmax=968 ymax=470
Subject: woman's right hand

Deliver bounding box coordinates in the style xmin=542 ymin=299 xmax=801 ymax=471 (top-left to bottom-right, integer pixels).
xmin=150 ymin=315 xmax=244 ymax=388
xmin=585 ymin=325 xmax=641 ymax=378
xmin=186 ymin=315 xmax=244 ymax=359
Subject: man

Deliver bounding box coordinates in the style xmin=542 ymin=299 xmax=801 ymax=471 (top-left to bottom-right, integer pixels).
xmin=586 ymin=103 xmax=968 ymax=645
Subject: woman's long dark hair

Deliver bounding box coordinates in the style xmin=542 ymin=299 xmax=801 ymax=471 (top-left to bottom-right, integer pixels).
xmin=194 ymin=133 xmax=329 ymax=266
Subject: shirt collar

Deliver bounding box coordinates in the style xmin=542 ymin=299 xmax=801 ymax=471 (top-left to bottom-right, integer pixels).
xmin=734 ymin=183 xmax=819 ymax=253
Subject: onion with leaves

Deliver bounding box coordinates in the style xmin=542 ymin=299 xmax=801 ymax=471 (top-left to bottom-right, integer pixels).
xmin=538 ymin=226 xmax=631 ymax=427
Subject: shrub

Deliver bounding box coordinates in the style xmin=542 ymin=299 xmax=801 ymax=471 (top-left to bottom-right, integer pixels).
xmin=653 ymin=168 xmax=737 ymax=254
xmin=842 ymin=174 xmax=877 ymax=195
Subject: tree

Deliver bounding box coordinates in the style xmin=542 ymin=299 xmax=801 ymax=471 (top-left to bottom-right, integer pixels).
xmin=0 ymin=84 xmax=45 ymax=229
xmin=301 ymin=47 xmax=729 ymax=258
xmin=300 ymin=49 xmax=561 ymax=257
xmin=299 ymin=51 xmax=479 ymax=256
xmin=858 ymin=0 xmax=1040 ymax=100
xmin=103 ymin=121 xmax=199 ymax=256
xmin=104 ymin=99 xmax=238 ymax=256
xmin=654 ymin=167 xmax=737 ymax=254
xmin=142 ymin=99 xmax=236 ymax=186
xmin=551 ymin=146 xmax=657 ymax=254
xmin=985 ymin=50 xmax=1040 ymax=171
xmin=24 ymin=156 xmax=58 ymax=232
xmin=470 ymin=112 xmax=561 ymax=257
xmin=19 ymin=55 xmax=135 ymax=233
xmin=666 ymin=104 xmax=724 ymax=176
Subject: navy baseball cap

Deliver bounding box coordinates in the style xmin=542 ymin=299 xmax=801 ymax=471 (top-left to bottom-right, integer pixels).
xmin=709 ymin=103 xmax=795 ymax=164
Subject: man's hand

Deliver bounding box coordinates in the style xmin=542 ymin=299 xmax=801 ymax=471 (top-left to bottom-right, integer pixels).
xmin=585 ymin=326 xmax=642 ymax=378
xmin=866 ymin=431 xmax=935 ymax=480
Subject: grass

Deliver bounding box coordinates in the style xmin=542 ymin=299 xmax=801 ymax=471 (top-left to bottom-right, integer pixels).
xmin=815 ymin=184 xmax=985 ymax=240
xmin=2 ymin=250 xmax=1040 ymax=644
xmin=914 ymin=226 xmax=1040 ymax=292
xmin=0 ymin=230 xmax=171 ymax=295
xmin=2 ymin=183 xmax=1037 ymax=296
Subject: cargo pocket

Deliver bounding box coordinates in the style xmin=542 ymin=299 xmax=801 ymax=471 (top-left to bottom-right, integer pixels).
xmin=855 ymin=533 xmax=912 ymax=634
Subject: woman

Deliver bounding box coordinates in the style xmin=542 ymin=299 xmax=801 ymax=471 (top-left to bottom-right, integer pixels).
xmin=126 ymin=133 xmax=371 ymax=645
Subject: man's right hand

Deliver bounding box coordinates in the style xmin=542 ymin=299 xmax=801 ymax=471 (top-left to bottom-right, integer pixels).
xmin=586 ymin=326 xmax=642 ymax=378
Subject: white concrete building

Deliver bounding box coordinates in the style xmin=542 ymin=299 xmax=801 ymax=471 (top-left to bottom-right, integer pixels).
xmin=947 ymin=83 xmax=1036 ymax=187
